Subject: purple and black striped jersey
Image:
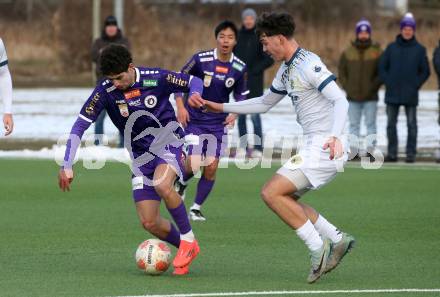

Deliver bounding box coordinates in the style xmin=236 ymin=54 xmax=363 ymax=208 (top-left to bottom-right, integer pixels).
xmin=179 ymin=48 xmax=249 ymax=126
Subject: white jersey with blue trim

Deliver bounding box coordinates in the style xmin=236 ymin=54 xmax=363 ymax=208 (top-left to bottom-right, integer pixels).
xmin=0 ymin=38 xmax=8 ymax=67
xmin=270 ymin=48 xmax=337 ymax=136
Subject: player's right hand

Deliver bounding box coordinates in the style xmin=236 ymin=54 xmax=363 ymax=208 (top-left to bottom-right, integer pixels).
xmin=177 ymin=107 xmax=190 ymax=128
xmin=188 ymin=92 xmax=205 ymax=109
xmin=58 ymin=168 xmax=74 ymax=192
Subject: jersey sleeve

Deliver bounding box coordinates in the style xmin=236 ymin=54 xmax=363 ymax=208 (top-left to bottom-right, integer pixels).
xmin=0 ymin=38 xmax=8 ymax=67
xmin=269 ymin=65 xmax=288 ymax=95
xmin=302 ymin=57 xmax=336 ymax=92
xmin=233 ymin=67 xmax=250 ymax=101
xmin=78 ymin=87 xmax=106 ymax=123
xmin=161 ymin=70 xmax=193 ymax=94
xmin=181 ymin=54 xmax=200 ymax=76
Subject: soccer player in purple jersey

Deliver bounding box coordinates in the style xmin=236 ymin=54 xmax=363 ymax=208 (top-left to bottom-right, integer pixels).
xmin=58 ymin=45 xmax=201 ymax=275
xmin=174 ymin=21 xmax=249 ymax=221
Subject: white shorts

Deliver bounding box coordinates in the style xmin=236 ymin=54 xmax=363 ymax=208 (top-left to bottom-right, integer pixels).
xmin=277 ymin=144 xmax=347 ymax=194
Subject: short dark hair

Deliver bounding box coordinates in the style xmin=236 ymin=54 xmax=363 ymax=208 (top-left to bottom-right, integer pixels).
xmin=214 ymin=20 xmax=238 ymax=39
xmin=100 ymin=44 xmax=132 ymax=76
xmin=256 ymin=12 xmax=295 ymax=38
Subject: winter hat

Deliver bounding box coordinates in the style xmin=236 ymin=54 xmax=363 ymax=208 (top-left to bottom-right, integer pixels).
xmin=400 ymin=12 xmax=416 ymax=30
xmin=242 ymin=8 xmax=257 ymax=20
xmin=355 ymin=18 xmax=371 ymax=35
xmin=104 ymin=15 xmax=118 ymax=27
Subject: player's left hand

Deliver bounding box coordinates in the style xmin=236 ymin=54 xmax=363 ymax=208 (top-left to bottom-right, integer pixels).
xmin=323 ymin=136 xmax=343 ymax=160
xmin=3 ymin=113 xmax=13 ymax=136
xmin=223 ymin=113 xmax=237 ymax=128
xmin=58 ymin=168 xmax=74 ymax=192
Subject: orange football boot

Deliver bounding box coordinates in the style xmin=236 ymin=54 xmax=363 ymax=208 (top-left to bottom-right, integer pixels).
xmin=173 ymin=265 xmax=189 ymax=275
xmin=173 ymin=239 xmax=200 ymax=268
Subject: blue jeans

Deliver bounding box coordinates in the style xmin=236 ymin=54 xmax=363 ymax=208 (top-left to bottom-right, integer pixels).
xmin=348 ymin=101 xmax=377 ymax=148
xmin=386 ymin=104 xmax=417 ymax=159
xmin=237 ymin=114 xmax=263 ymax=151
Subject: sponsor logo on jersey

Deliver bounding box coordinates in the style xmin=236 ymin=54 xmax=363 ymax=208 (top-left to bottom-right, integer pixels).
xmin=124 ymin=89 xmax=141 ymax=100
xmin=143 ymin=79 xmax=158 ymax=87
xmin=203 ymin=75 xmax=212 ymax=87
xmin=314 ymin=66 xmax=322 ymax=72
xmin=85 ymin=92 xmax=100 ymax=115
xmin=232 ymin=62 xmax=244 ymax=72
xmin=166 ymin=74 xmax=188 ymax=87
xmin=200 ymin=57 xmax=214 ymax=62
xmin=144 ymin=95 xmax=158 ymax=108
xmin=215 ymin=66 xmax=229 ymax=74
xmin=115 ymin=99 xmax=125 ymax=104
xmin=128 ymin=99 xmax=142 ymax=107
xmin=215 ymin=74 xmax=225 ymax=81
xmin=118 ymin=103 xmax=129 ymax=117
xmin=106 ymin=85 xmax=116 ymax=93
xmin=225 ymin=77 xmax=235 ymax=88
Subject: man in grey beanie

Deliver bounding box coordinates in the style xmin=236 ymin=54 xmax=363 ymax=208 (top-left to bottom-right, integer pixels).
xmin=234 ymin=8 xmax=273 ymax=158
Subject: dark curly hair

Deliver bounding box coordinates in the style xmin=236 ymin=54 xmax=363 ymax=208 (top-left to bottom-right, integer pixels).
xmin=214 ymin=20 xmax=238 ymax=39
xmin=100 ymin=44 xmax=132 ymax=76
xmin=256 ymin=12 xmax=295 ymax=38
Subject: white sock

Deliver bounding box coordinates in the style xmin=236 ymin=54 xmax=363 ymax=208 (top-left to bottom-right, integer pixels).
xmin=190 ymin=203 xmax=201 ymax=211
xmin=314 ymin=215 xmax=343 ymax=243
xmin=296 ymin=220 xmax=323 ymax=252
xmin=180 ymin=230 xmax=195 ymax=242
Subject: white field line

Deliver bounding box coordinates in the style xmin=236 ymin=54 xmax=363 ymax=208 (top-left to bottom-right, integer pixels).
xmin=114 ymin=288 xmax=440 ymax=297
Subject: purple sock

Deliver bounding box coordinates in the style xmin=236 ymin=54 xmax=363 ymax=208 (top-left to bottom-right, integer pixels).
xmin=163 ymin=223 xmax=180 ymax=248
xmin=168 ymin=202 xmax=192 ymax=235
xmin=194 ymin=176 xmax=215 ymax=206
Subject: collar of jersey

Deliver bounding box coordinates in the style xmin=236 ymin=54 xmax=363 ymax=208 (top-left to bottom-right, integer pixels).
xmin=213 ymin=48 xmax=234 ymax=63
xmin=129 ymin=67 xmax=141 ymax=88
xmin=285 ymin=47 xmax=301 ymax=66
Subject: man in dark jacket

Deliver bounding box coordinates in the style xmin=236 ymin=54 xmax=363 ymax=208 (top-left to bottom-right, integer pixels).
xmin=379 ymin=13 xmax=430 ymax=163
xmin=433 ymin=41 xmax=440 ymax=163
xmin=91 ymin=15 xmax=131 ymax=147
xmin=234 ymin=8 xmax=273 ymax=158
xmin=339 ymin=19 xmax=382 ymax=160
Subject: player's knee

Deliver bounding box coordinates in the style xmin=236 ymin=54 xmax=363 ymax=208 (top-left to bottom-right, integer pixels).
xmin=203 ymin=164 xmax=217 ymax=180
xmin=260 ymin=186 xmax=276 ymax=207
xmin=142 ymin=218 xmax=159 ymax=233
xmin=154 ymin=183 xmax=173 ymax=199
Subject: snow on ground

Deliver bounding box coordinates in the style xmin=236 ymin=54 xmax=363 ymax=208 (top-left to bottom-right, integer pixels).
xmin=1 ymin=88 xmax=439 ymax=158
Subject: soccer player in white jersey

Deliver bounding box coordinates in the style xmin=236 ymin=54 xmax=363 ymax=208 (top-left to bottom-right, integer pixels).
xmin=189 ymin=12 xmax=355 ymax=283
xmin=0 ymin=38 xmax=13 ymax=136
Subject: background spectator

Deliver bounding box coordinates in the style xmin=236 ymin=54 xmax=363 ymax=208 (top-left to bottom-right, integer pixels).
xmin=379 ymin=13 xmax=430 ymax=163
xmin=339 ymin=18 xmax=382 ymax=160
xmin=91 ymin=15 xmax=130 ymax=147
xmin=433 ymin=40 xmax=440 ymax=163
xmin=234 ymin=8 xmax=273 ymax=158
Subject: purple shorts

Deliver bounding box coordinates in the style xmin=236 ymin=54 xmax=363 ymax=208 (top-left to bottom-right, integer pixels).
xmin=184 ymin=123 xmax=227 ymax=158
xmin=132 ymin=145 xmax=185 ymax=202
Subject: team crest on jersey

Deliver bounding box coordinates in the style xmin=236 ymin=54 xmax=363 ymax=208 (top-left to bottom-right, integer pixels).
xmin=118 ymin=104 xmax=129 ymax=117
xmin=225 ymin=77 xmax=235 ymax=88
xmin=314 ymin=66 xmax=322 ymax=72
xmin=144 ymin=95 xmax=158 ymax=108
xmin=215 ymin=66 xmax=229 ymax=74
xmin=204 ymin=75 xmax=212 ymax=87
xmin=124 ymin=89 xmax=141 ymax=100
